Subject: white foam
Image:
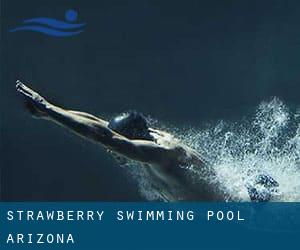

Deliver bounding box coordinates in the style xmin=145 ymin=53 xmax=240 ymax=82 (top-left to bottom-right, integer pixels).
xmin=124 ymin=98 xmax=300 ymax=201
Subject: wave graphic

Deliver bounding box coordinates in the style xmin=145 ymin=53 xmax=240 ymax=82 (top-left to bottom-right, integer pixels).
xmin=10 ymin=25 xmax=84 ymax=37
xmin=9 ymin=9 xmax=85 ymax=37
xmin=122 ymin=98 xmax=300 ymax=202
xmin=23 ymin=18 xmax=85 ymax=29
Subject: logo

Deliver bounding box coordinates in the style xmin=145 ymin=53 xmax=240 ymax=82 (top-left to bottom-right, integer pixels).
xmin=9 ymin=9 xmax=86 ymax=37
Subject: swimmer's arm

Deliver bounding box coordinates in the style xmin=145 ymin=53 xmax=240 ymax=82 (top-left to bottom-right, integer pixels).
xmin=16 ymin=81 xmax=111 ymax=141
xmin=67 ymin=110 xmax=106 ymax=123
xmin=110 ymin=137 xmax=176 ymax=164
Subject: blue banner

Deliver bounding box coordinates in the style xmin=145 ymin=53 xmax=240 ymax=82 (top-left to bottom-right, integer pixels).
xmin=0 ymin=202 xmax=299 ymax=249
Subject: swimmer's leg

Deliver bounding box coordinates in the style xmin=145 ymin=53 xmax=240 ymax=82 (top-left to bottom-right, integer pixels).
xmin=17 ymin=80 xmax=107 ymax=122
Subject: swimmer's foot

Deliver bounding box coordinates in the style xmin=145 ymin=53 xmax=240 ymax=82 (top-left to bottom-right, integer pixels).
xmin=16 ymin=80 xmax=49 ymax=118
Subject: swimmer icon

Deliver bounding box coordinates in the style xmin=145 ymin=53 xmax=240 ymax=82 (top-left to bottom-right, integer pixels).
xmin=9 ymin=9 xmax=86 ymax=37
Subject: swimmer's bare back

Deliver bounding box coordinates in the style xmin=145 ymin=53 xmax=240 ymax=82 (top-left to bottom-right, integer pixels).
xmin=16 ymin=80 xmax=223 ymax=200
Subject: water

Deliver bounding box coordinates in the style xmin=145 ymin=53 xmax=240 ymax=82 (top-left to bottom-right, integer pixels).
xmin=122 ymin=98 xmax=300 ymax=201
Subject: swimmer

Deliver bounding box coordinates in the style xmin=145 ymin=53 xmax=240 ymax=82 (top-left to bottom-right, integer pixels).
xmin=16 ymin=80 xmax=278 ymax=201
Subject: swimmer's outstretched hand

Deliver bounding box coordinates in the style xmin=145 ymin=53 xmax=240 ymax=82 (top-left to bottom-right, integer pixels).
xmin=16 ymin=80 xmax=49 ymax=118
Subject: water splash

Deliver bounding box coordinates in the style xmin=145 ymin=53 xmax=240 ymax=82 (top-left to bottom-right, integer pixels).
xmin=123 ymin=98 xmax=300 ymax=201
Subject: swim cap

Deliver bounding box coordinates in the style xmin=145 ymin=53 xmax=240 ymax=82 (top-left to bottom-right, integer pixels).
xmin=108 ymin=111 xmax=153 ymax=140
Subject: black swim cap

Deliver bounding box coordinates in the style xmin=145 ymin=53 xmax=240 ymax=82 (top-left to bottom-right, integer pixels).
xmin=108 ymin=111 xmax=153 ymax=140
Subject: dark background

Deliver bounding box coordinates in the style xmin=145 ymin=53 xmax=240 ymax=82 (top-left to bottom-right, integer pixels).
xmin=1 ymin=0 xmax=300 ymax=200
